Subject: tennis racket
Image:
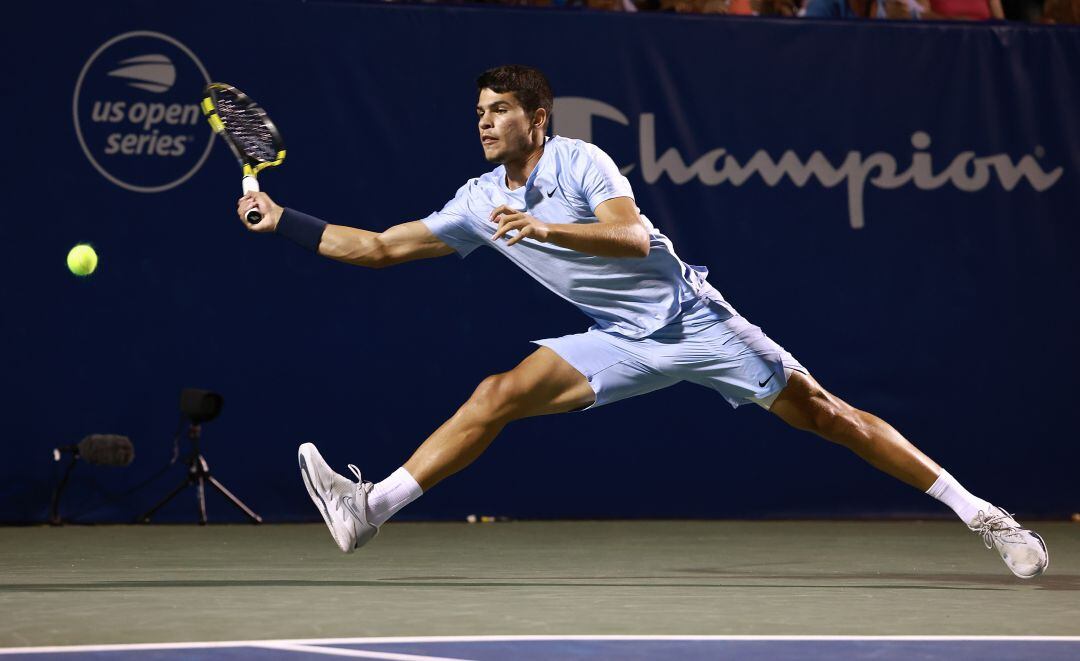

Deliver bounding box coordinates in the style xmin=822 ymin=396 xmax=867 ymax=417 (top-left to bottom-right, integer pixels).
xmin=201 ymin=83 xmax=286 ymax=224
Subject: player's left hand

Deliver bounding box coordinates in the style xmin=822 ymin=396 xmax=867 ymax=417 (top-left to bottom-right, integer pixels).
xmin=489 ymin=205 xmax=550 ymax=246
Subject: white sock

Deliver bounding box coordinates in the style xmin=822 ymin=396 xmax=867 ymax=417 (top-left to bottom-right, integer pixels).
xmin=925 ymin=469 xmax=992 ymax=526
xmin=366 ymin=467 xmax=423 ymax=527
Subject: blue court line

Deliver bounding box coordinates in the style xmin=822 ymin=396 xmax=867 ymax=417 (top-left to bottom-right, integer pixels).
xmin=2 ymin=636 xmax=1079 ymax=661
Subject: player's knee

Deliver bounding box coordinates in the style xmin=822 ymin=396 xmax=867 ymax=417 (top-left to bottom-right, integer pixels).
xmin=468 ymin=372 xmax=526 ymax=421
xmin=804 ymin=388 xmax=850 ymax=439
xmin=811 ymin=396 xmax=867 ymax=447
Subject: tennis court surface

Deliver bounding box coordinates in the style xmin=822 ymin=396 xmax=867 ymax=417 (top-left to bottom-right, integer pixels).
xmin=2 ymin=521 xmax=1077 ymax=659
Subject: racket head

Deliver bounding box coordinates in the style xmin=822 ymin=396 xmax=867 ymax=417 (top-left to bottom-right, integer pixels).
xmin=201 ymin=82 xmax=286 ymax=177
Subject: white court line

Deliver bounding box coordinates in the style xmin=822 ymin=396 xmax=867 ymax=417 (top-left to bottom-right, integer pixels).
xmin=2 ymin=635 xmax=1079 ymax=655
xmin=255 ymin=642 xmax=474 ymax=661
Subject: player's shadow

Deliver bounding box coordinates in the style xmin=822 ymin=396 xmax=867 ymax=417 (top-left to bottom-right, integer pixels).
xmin=1 ymin=573 xmax=1076 ymax=592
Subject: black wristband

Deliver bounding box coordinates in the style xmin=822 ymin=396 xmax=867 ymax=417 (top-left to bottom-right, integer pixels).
xmin=277 ymin=208 xmax=328 ymax=252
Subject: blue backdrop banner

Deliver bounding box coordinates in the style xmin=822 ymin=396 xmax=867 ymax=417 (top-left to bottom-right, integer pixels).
xmin=3 ymin=1 xmax=1078 ymax=522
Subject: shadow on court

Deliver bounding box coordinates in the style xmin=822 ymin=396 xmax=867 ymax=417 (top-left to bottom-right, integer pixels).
xmin=5 ymin=573 xmax=1079 ymax=593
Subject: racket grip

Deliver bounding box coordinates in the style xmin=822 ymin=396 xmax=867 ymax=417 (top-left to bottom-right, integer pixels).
xmin=242 ymin=176 xmax=262 ymax=223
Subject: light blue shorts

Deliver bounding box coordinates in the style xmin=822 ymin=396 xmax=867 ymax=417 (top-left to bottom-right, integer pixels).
xmin=533 ymin=298 xmax=806 ymax=411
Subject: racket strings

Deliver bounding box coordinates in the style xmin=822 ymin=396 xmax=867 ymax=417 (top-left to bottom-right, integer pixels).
xmin=216 ymin=93 xmax=278 ymax=163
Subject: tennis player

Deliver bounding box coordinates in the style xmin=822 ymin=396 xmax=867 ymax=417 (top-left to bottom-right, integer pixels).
xmin=238 ymin=65 xmax=1047 ymax=578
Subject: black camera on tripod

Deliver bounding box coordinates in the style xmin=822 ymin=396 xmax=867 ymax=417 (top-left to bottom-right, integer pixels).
xmin=179 ymin=388 xmax=224 ymax=425
xmin=139 ymin=388 xmax=262 ymax=525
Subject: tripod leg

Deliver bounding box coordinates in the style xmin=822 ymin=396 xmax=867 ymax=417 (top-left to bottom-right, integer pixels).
xmin=50 ymin=458 xmax=79 ymax=526
xmin=206 ymin=475 xmax=263 ymax=523
xmin=196 ymin=476 xmax=208 ymax=525
xmin=138 ymin=477 xmax=193 ymax=523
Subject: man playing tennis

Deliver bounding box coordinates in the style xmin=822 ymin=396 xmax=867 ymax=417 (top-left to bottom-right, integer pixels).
xmin=237 ymin=65 xmax=1047 ymax=578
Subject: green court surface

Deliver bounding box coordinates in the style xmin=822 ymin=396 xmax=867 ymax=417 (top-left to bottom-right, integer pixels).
xmin=1 ymin=521 xmax=1077 ymax=648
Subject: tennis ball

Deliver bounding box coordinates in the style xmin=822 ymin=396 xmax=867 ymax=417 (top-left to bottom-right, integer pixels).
xmin=67 ymin=244 xmax=98 ymax=276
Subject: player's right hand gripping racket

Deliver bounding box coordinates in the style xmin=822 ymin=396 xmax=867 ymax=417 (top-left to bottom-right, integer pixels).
xmin=201 ymin=83 xmax=286 ymax=224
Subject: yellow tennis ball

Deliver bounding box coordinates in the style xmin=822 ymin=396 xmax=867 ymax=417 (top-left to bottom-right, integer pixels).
xmin=67 ymin=244 xmax=98 ymax=276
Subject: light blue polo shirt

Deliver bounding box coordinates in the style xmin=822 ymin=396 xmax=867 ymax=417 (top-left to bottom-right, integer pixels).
xmin=421 ymin=135 xmax=732 ymax=339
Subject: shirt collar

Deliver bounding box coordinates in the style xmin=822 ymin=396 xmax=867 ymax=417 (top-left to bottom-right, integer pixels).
xmin=524 ymin=136 xmax=554 ymax=191
xmin=496 ymin=136 xmax=553 ymax=194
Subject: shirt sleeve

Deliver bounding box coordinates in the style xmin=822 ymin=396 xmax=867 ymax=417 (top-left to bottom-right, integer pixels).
xmin=420 ymin=181 xmax=485 ymax=258
xmin=576 ymin=142 xmax=636 ymax=213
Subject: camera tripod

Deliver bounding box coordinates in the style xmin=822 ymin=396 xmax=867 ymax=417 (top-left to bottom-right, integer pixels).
xmin=138 ymin=423 xmax=262 ymax=524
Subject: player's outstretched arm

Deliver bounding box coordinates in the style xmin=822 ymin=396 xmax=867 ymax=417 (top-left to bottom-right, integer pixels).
xmin=321 ymin=220 xmax=456 ymax=267
xmin=237 ymin=192 xmax=454 ymax=268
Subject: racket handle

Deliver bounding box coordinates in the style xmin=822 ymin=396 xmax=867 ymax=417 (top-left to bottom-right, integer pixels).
xmin=242 ymin=176 xmax=262 ymax=224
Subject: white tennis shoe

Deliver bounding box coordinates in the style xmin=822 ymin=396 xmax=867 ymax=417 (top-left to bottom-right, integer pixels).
xmin=298 ymin=442 xmax=378 ymax=553
xmin=969 ymin=506 xmax=1048 ymax=578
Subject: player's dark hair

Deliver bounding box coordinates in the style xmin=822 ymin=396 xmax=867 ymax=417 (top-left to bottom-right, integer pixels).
xmin=476 ymin=65 xmax=553 ymax=131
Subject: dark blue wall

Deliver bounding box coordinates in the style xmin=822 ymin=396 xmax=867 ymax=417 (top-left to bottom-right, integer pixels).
xmin=3 ymin=1 xmax=1078 ymax=522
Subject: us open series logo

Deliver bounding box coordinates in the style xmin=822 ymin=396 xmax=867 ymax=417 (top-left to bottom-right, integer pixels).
xmin=73 ymin=31 xmax=214 ymax=193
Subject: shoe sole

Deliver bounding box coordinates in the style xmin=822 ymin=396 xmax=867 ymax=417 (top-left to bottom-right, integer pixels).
xmin=298 ymin=443 xmax=353 ymax=554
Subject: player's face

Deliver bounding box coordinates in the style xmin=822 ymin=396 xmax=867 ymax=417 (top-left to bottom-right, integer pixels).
xmin=477 ymin=89 xmax=536 ymax=163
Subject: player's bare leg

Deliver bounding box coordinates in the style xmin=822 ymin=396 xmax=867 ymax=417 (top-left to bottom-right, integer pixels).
xmin=298 ymin=347 xmax=594 ymax=551
xmin=403 ymin=347 xmax=596 ymax=490
xmin=769 ymin=371 xmax=1048 ymax=577
xmin=768 ymin=371 xmax=939 ymax=490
